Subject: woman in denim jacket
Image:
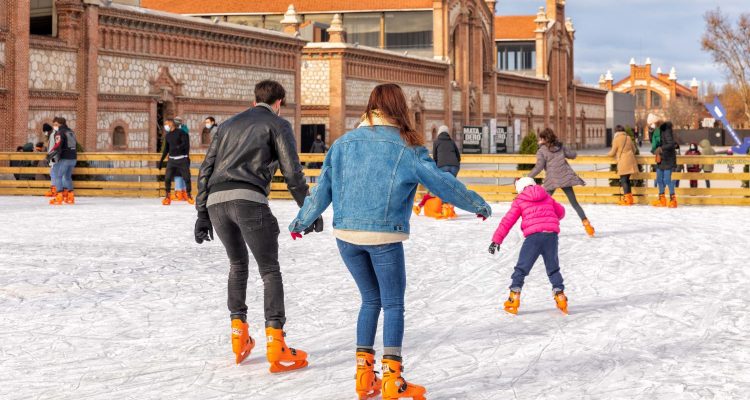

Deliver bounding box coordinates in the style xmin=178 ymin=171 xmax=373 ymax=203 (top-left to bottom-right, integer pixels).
xmin=289 ymin=84 xmax=491 ymax=400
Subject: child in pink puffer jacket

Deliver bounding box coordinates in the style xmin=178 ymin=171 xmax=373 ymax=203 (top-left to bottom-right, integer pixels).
xmin=488 ymin=177 xmax=569 ymax=315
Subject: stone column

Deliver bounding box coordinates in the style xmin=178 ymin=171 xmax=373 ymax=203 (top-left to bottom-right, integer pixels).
xmin=432 ymin=0 xmax=445 ymax=60
xmin=328 ymin=52 xmax=346 ymax=142
xmin=81 ymin=3 xmax=99 ymax=151
xmin=328 ymin=14 xmax=345 ymax=43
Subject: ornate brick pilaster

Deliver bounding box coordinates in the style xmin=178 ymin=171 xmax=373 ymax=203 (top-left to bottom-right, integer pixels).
xmin=2 ymin=0 xmax=30 ymax=150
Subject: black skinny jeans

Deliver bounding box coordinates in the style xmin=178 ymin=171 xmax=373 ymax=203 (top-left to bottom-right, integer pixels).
xmin=548 ymin=187 xmax=587 ymax=221
xmin=164 ymin=158 xmax=191 ymax=194
xmin=620 ymin=174 xmax=632 ymax=194
xmin=208 ymin=200 xmax=285 ymax=326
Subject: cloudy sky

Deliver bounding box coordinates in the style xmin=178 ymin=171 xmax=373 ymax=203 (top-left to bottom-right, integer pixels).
xmin=496 ymin=0 xmax=749 ymax=90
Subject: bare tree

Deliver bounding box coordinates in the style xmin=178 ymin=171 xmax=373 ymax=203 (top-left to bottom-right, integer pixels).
xmin=702 ymin=9 xmax=750 ymax=126
xmin=664 ymin=97 xmax=700 ymax=129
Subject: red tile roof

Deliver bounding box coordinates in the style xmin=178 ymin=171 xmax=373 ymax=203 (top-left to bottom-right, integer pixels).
xmin=141 ymin=0 xmax=433 ymax=14
xmin=494 ymin=15 xmax=536 ymax=41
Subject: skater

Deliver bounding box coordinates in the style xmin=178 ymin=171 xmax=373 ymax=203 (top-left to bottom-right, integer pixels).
xmin=685 ymin=143 xmax=701 ymax=188
xmin=308 ymin=134 xmax=326 ymax=183
xmin=41 ymin=124 xmax=58 ymax=197
xmin=607 ymin=125 xmax=638 ymax=206
xmin=172 ymin=117 xmax=191 ymax=201
xmin=289 ymin=83 xmax=491 ymax=400
xmin=698 ymin=139 xmax=715 ymax=188
xmin=527 ymin=128 xmax=595 ymax=237
xmin=430 ymin=125 xmax=462 ymax=217
xmin=194 ymin=80 xmax=317 ymax=371
xmin=158 ymin=119 xmax=193 ymax=205
xmin=46 ymin=117 xmax=77 ymax=205
xmin=650 ymin=115 xmax=678 ymax=208
xmin=489 ymin=177 xmax=568 ymax=315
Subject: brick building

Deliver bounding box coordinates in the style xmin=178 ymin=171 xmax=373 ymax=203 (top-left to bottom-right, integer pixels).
xmin=600 ymin=58 xmax=700 ymax=134
xmin=1 ymin=0 xmax=607 ymax=153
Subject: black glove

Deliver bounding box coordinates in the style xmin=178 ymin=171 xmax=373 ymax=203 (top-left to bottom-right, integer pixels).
xmin=488 ymin=242 xmax=501 ymax=255
xmin=157 ymin=160 xmax=164 ymax=170
xmin=303 ymin=216 xmax=324 ymax=235
xmin=195 ymin=212 xmax=214 ymax=244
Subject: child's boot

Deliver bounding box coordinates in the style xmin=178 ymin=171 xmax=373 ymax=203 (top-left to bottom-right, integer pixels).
xmin=381 ymin=356 xmax=426 ymax=400
xmin=553 ymin=290 xmax=568 ymax=315
xmin=503 ymin=290 xmax=521 ymax=315
xmin=265 ymin=326 xmax=308 ymax=373
xmin=162 ymin=194 xmax=172 ymax=205
xmin=231 ymin=318 xmax=255 ymax=365
xmin=441 ymin=203 xmax=456 ymax=219
xmin=668 ymin=195 xmax=678 ymax=208
xmin=355 ymin=349 xmax=381 ymax=399
xmin=651 ymin=194 xmax=666 ymax=207
xmin=582 ymin=218 xmax=595 ymax=237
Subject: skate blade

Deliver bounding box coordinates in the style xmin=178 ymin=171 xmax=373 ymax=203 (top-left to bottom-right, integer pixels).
xmin=504 ymin=307 xmax=518 ymax=315
xmin=234 ymin=340 xmax=255 ymax=365
xmin=557 ymin=307 xmax=568 ymax=315
xmin=269 ymin=359 xmax=308 ymax=373
xmin=357 ymin=388 xmax=381 ymax=400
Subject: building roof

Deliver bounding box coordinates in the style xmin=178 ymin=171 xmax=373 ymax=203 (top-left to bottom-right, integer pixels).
xmin=494 ymin=15 xmax=536 ymax=41
xmin=140 ymin=0 xmax=433 ymax=15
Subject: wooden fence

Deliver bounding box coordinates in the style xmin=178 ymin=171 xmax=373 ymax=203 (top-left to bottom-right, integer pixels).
xmin=1 ymin=152 xmax=749 ymax=205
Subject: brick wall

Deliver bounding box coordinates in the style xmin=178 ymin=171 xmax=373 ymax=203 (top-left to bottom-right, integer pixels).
xmin=29 ymin=48 xmax=77 ymax=91
xmin=301 ymin=60 xmax=329 ymax=105
xmin=98 ymin=55 xmax=296 ymax=101
xmin=27 ymin=110 xmax=77 ymax=145
xmin=0 ymin=41 xmax=5 ymax=67
xmin=345 ymin=79 xmax=444 ymax=110
xmin=96 ymin=111 xmax=149 ymax=151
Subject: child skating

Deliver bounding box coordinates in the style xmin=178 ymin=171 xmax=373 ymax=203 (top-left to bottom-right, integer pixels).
xmin=488 ymin=177 xmax=569 ymax=315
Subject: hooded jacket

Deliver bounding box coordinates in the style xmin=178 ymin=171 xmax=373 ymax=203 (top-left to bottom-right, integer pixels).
xmin=698 ymin=139 xmax=715 ymax=172
xmin=655 ymin=122 xmax=676 ymax=170
xmin=432 ymin=132 xmax=461 ymax=168
xmin=607 ymin=131 xmax=638 ymax=176
xmin=492 ymin=185 xmax=565 ymax=244
xmin=528 ymin=143 xmax=585 ymax=190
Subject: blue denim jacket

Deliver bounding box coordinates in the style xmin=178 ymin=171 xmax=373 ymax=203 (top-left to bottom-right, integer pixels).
xmin=289 ymin=125 xmax=491 ymax=234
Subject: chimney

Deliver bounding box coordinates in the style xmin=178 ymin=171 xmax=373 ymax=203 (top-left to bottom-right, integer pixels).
xmin=690 ymin=77 xmax=699 ymax=97
xmin=604 ymin=70 xmax=614 ymax=90
xmin=645 ymin=57 xmax=652 ymax=76
xmin=280 ymin=5 xmax=301 ymax=36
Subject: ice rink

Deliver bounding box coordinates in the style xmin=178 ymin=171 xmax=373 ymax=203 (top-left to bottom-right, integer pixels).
xmin=1 ymin=197 xmax=749 ymax=399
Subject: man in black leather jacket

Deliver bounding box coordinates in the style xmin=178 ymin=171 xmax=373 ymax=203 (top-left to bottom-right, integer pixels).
xmin=194 ymin=80 xmax=321 ymax=370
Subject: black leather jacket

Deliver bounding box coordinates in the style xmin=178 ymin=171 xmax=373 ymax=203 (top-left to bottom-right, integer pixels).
xmin=196 ymin=105 xmax=308 ymax=215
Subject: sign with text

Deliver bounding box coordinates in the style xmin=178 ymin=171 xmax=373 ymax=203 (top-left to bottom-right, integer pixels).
xmin=495 ymin=126 xmax=509 ymax=153
xmin=462 ymin=126 xmax=483 ymax=154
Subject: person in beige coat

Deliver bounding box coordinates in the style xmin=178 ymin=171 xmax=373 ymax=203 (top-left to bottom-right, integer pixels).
xmin=607 ymin=125 xmax=638 ymax=205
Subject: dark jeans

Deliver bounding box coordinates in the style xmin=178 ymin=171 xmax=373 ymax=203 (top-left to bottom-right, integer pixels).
xmin=510 ymin=232 xmax=564 ymax=291
xmin=439 ymin=165 xmax=460 ymax=177
xmin=548 ymin=187 xmax=587 ymax=221
xmin=208 ymin=200 xmax=285 ymax=325
xmin=165 ymin=158 xmax=191 ymax=195
xmin=620 ymin=174 xmax=632 ymax=195
xmin=705 ymin=180 xmax=711 ymax=188
xmin=336 ymin=240 xmax=406 ymax=348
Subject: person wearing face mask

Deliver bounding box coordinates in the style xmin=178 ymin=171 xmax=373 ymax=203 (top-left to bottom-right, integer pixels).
xmin=46 ymin=117 xmax=77 ymax=205
xmin=685 ymin=143 xmax=702 ymax=188
xmin=204 ymin=117 xmax=218 ymax=142
xmin=194 ymin=80 xmax=318 ymax=372
xmin=40 ymin=123 xmax=58 ymax=197
xmin=169 ymin=116 xmax=190 ymax=201
xmin=648 ymin=113 xmax=678 ymax=208
xmin=158 ymin=119 xmax=193 ymax=205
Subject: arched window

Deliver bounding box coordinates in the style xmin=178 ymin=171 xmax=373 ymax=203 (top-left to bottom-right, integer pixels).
xmin=113 ymin=126 xmax=127 ymax=149
xmin=651 ymin=91 xmax=662 ymax=108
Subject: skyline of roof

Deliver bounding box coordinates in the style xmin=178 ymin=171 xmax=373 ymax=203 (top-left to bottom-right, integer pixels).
xmin=140 ymin=0 xmax=433 ymax=15
xmin=494 ymin=15 xmax=536 ymax=41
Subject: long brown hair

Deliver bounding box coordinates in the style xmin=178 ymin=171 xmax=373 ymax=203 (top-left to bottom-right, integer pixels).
xmin=364 ymin=83 xmax=424 ymax=147
xmin=539 ymin=128 xmax=561 ymax=147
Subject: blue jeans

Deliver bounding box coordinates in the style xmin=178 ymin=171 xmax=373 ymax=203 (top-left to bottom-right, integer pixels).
xmin=510 ymin=233 xmax=564 ymax=291
xmin=53 ymin=159 xmax=76 ymax=191
xmin=174 ymin=176 xmax=186 ymax=190
xmin=336 ymin=239 xmax=406 ymax=348
xmin=656 ymin=168 xmax=675 ymax=195
xmin=439 ymin=165 xmax=460 ymax=177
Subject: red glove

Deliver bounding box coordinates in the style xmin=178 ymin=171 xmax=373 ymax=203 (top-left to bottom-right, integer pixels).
xmin=291 ymin=232 xmax=303 ymax=240
xmin=476 ymin=214 xmax=487 ymax=221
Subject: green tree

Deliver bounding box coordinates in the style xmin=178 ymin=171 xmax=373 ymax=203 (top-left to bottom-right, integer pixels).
xmin=517 ymin=131 xmax=541 ymax=183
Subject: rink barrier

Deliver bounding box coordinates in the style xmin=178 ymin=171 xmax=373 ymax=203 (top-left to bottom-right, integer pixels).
xmin=1 ymin=153 xmax=749 ymax=205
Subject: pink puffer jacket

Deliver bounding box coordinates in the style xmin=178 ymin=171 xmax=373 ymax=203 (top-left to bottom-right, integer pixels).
xmin=492 ymin=185 xmax=565 ymax=244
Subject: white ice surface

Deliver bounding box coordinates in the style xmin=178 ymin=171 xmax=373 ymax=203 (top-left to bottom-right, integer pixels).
xmin=1 ymin=197 xmax=749 ymax=400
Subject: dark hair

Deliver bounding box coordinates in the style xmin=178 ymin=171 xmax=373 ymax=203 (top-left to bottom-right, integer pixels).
xmin=35 ymin=142 xmax=45 ymax=148
xmin=42 ymin=123 xmax=53 ymax=133
xmin=52 ymin=116 xmax=67 ymax=126
xmin=206 ymin=116 xmax=216 ymax=124
xmin=538 ymin=128 xmax=561 ymax=147
xmin=254 ymin=80 xmax=286 ymax=106
xmin=16 ymin=146 xmax=24 ymax=151
xmin=615 ymin=125 xmax=625 ymax=132
xmin=364 ymin=83 xmax=424 ymax=147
